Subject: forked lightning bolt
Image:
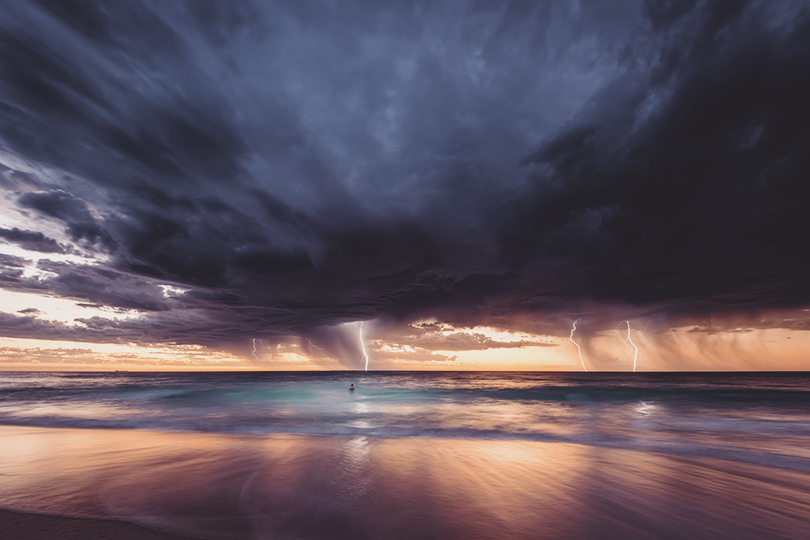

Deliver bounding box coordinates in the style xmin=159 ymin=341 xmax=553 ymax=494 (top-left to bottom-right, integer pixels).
xmin=625 ymin=321 xmax=639 ymax=372
xmin=569 ymin=321 xmax=587 ymax=372
xmin=358 ymin=322 xmax=369 ymax=371
xmin=251 ymin=338 xmax=260 ymax=361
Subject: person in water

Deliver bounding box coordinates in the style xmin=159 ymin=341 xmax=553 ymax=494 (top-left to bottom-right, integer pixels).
xmin=349 ymin=384 xmax=355 ymax=393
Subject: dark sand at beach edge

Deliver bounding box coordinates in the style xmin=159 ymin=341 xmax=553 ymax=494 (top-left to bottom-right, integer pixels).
xmin=0 ymin=508 xmax=201 ymax=540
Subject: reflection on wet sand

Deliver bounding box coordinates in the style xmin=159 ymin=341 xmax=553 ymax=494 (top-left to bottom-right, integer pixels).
xmin=0 ymin=426 xmax=808 ymax=539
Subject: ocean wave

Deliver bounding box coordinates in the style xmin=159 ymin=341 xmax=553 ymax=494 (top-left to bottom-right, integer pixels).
xmin=1 ymin=371 xmax=809 ymax=475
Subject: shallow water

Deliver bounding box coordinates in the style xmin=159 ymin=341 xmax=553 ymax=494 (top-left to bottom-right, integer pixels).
xmin=0 ymin=427 xmax=808 ymax=539
xmin=1 ymin=371 xmax=809 ymax=470
xmin=0 ymin=372 xmax=809 ymax=539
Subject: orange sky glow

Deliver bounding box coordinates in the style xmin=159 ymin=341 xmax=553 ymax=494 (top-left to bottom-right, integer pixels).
xmin=1 ymin=322 xmax=807 ymax=372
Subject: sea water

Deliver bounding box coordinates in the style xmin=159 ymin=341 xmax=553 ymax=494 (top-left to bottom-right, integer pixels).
xmin=2 ymin=371 xmax=809 ymax=471
xmin=0 ymin=371 xmax=809 ymax=539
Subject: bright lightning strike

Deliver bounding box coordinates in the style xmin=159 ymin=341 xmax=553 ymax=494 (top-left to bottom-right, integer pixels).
xmin=625 ymin=321 xmax=639 ymax=372
xmin=358 ymin=322 xmax=369 ymax=371
xmin=251 ymin=338 xmax=260 ymax=362
xmin=569 ymin=321 xmax=587 ymax=372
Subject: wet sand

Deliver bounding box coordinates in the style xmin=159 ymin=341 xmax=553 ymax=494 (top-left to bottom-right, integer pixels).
xmin=0 ymin=508 xmax=198 ymax=540
xmin=0 ymin=425 xmax=808 ymax=539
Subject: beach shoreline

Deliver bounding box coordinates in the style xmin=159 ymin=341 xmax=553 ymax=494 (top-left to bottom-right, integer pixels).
xmin=0 ymin=425 xmax=808 ymax=539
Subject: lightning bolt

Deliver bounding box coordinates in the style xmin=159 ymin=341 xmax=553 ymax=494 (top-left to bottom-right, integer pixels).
xmin=251 ymin=338 xmax=260 ymax=362
xmin=625 ymin=321 xmax=639 ymax=372
xmin=358 ymin=322 xmax=369 ymax=371
xmin=568 ymin=321 xmax=587 ymax=372
xmin=306 ymin=338 xmax=324 ymax=351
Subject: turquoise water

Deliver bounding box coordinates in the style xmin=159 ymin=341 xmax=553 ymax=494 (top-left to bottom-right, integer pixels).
xmin=1 ymin=371 xmax=809 ymax=471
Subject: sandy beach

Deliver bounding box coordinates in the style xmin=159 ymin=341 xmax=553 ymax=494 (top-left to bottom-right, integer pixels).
xmin=1 ymin=425 xmax=809 ymax=539
xmin=0 ymin=508 xmax=199 ymax=540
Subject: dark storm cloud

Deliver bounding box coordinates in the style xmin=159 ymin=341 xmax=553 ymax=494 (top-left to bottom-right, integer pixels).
xmin=507 ymin=0 xmax=810 ymax=319
xmin=0 ymin=253 xmax=26 ymax=284
xmin=0 ymin=227 xmax=64 ymax=253
xmin=0 ymin=0 xmax=808 ymax=357
xmin=17 ymin=190 xmax=116 ymax=250
xmin=0 ymin=311 xmax=118 ymax=342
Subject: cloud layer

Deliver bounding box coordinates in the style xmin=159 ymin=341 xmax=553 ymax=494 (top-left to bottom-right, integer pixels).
xmin=0 ymin=0 xmax=808 ymax=366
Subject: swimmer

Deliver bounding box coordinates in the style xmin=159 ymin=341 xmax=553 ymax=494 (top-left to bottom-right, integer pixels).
xmin=349 ymin=384 xmax=355 ymax=393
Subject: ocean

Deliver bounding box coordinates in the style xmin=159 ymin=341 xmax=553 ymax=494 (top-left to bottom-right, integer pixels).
xmin=0 ymin=371 xmax=809 ymax=539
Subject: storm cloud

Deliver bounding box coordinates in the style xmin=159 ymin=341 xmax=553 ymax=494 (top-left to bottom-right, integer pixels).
xmin=0 ymin=0 xmax=808 ymax=363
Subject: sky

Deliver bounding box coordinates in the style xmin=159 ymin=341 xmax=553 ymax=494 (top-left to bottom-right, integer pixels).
xmin=0 ymin=0 xmax=809 ymax=371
